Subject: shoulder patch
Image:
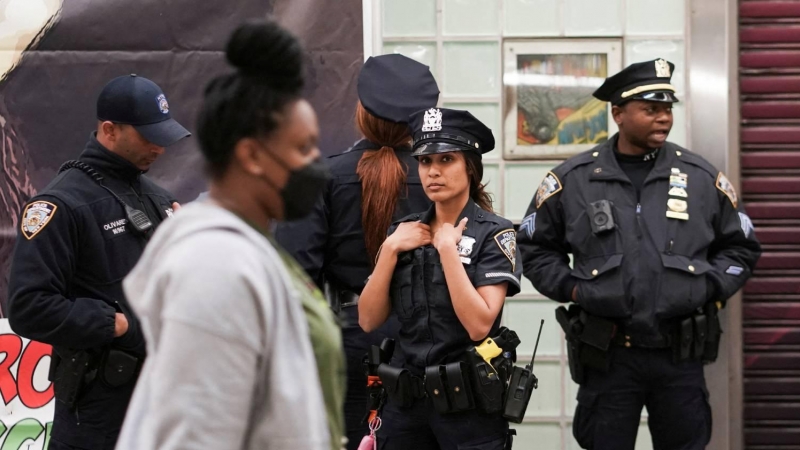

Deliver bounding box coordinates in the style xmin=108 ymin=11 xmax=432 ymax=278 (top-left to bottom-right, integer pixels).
xmin=493 ymin=228 xmax=517 ymax=271
xmin=716 ymin=172 xmax=738 ymax=208
xmin=535 ymin=172 xmax=562 ymax=209
xmin=21 ymin=201 xmax=57 ymax=240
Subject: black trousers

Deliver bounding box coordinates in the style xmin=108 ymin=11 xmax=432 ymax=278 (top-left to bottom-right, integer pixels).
xmin=377 ymin=397 xmax=509 ymax=450
xmin=573 ymin=346 xmax=712 ymax=450
xmin=341 ymin=308 xmax=402 ymax=450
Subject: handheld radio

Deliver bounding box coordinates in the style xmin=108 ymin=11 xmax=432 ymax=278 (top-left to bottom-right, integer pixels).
xmin=503 ymin=319 xmax=544 ymax=423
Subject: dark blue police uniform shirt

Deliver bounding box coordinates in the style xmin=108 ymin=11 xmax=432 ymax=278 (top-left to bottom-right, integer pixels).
xmin=388 ymin=199 xmax=522 ymax=373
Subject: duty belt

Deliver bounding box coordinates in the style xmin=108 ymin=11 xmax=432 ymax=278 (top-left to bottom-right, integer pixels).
xmin=323 ymin=281 xmax=359 ymax=313
xmin=611 ymin=330 xmax=671 ymax=349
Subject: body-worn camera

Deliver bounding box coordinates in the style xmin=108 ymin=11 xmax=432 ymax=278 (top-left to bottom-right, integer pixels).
xmin=588 ymin=200 xmax=615 ymax=234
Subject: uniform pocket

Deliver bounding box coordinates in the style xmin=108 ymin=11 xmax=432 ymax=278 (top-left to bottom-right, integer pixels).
xmin=391 ymin=264 xmax=416 ymax=320
xmin=657 ymin=254 xmax=712 ymax=317
xmin=572 ymin=254 xmax=629 ymax=318
xmin=573 ymin=390 xmax=598 ymax=449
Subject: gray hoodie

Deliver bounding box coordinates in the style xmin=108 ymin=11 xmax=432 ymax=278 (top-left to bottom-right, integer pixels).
xmin=116 ymin=201 xmax=330 ymax=450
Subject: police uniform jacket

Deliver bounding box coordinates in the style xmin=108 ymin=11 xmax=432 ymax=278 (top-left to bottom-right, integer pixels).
xmin=389 ymin=200 xmax=522 ymax=373
xmin=7 ymin=134 xmax=176 ymax=448
xmin=275 ymin=139 xmax=431 ymax=293
xmin=517 ymin=135 xmax=761 ymax=341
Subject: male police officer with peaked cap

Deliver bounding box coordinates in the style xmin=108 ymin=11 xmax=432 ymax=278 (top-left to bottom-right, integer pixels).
xmin=517 ymin=59 xmax=761 ymax=449
xmin=7 ymin=74 xmax=189 ymax=450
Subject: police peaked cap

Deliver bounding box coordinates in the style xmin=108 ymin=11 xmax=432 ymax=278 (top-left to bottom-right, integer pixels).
xmin=408 ymin=107 xmax=495 ymax=156
xmin=357 ymin=54 xmax=440 ymax=123
xmin=593 ymin=58 xmax=680 ymax=106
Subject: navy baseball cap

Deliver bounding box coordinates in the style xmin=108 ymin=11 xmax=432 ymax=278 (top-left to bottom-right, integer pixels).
xmin=97 ymin=74 xmax=191 ymax=147
xmin=358 ymin=54 xmax=439 ymax=123
xmin=593 ymin=59 xmax=680 ymax=106
xmin=408 ymin=108 xmax=495 ymax=156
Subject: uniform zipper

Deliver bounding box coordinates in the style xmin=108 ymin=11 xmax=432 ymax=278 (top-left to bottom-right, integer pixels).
xmin=635 ymin=203 xmax=642 ymax=238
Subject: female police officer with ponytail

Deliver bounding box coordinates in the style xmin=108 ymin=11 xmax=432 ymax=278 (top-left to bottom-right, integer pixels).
xmin=275 ymin=54 xmax=439 ymax=449
xmin=359 ymin=108 xmax=522 ymax=450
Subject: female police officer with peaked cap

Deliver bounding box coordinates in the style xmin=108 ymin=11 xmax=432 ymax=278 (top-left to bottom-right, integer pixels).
xmin=275 ymin=53 xmax=439 ymax=450
xmin=359 ymin=108 xmax=522 ymax=450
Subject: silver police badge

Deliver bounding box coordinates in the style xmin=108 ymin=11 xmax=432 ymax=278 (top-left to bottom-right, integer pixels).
xmin=21 ymin=201 xmax=57 ymax=240
xmin=422 ymin=108 xmax=442 ymax=132
xmin=457 ymin=235 xmax=476 ymax=264
xmin=494 ymin=229 xmax=517 ymax=271
xmin=156 ymin=94 xmax=169 ymax=114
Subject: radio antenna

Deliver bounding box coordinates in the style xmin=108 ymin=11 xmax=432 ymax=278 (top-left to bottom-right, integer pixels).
xmin=528 ymin=320 xmax=545 ymax=371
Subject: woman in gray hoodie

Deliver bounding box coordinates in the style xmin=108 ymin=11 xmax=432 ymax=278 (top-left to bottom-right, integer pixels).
xmin=115 ymin=20 xmax=345 ymax=450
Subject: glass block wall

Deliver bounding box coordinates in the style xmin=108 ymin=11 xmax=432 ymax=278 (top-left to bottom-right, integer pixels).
xmin=370 ymin=1 xmax=688 ymax=449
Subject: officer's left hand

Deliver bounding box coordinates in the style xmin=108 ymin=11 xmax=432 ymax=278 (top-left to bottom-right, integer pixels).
xmin=433 ymin=217 xmax=468 ymax=251
xmin=172 ymin=202 xmax=181 ymax=212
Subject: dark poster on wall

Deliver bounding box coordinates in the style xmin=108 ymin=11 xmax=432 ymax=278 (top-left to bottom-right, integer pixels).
xmin=0 ymin=0 xmax=364 ymax=309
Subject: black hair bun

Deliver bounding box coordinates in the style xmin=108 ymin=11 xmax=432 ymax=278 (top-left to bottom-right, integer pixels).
xmin=226 ymin=19 xmax=304 ymax=92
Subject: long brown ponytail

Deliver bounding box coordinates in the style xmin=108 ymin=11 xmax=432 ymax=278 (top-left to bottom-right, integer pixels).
xmin=355 ymin=102 xmax=411 ymax=264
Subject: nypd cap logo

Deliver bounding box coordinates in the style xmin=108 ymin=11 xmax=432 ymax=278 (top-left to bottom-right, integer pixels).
xmin=422 ymin=108 xmax=442 ymax=132
xmin=21 ymin=201 xmax=57 ymax=240
xmin=156 ymin=94 xmax=169 ymax=114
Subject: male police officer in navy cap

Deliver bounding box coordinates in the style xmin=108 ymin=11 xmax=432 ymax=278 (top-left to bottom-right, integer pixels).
xmin=7 ymin=74 xmax=189 ymax=450
xmin=275 ymin=54 xmax=439 ymax=450
xmin=517 ymin=60 xmax=761 ymax=449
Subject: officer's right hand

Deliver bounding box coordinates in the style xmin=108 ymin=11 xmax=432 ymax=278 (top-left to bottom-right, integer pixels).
xmin=572 ymin=285 xmax=579 ymax=303
xmin=114 ymin=312 xmax=129 ymax=337
xmin=385 ymin=222 xmax=432 ymax=253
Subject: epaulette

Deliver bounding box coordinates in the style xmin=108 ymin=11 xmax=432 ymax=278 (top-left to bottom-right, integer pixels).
xmin=552 ymin=149 xmax=597 ymax=177
xmin=669 ymin=143 xmax=718 ymax=178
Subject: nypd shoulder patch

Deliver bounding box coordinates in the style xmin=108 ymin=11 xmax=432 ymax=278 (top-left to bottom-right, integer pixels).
xmin=535 ymin=172 xmax=562 ymax=209
xmin=21 ymin=201 xmax=57 ymax=240
xmin=520 ymin=213 xmax=536 ymax=239
xmin=716 ymin=172 xmax=738 ymax=208
xmin=494 ymin=228 xmax=517 ymax=271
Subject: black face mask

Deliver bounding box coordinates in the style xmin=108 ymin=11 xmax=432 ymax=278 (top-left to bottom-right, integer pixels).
xmin=258 ymin=143 xmax=331 ymax=221
xmin=279 ymin=159 xmax=330 ymax=220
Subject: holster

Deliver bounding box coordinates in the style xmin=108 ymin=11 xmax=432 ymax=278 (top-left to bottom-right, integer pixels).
xmin=466 ymin=347 xmax=505 ymax=414
xmin=51 ymin=348 xmax=97 ymax=410
xmin=703 ymin=303 xmax=722 ymax=363
xmin=556 ymin=306 xmax=614 ymax=383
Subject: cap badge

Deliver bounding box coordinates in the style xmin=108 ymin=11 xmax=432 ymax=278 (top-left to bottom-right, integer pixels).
xmin=655 ymin=59 xmax=671 ymax=78
xmin=156 ymin=94 xmax=169 ymax=114
xmin=422 ymin=108 xmax=442 ymax=132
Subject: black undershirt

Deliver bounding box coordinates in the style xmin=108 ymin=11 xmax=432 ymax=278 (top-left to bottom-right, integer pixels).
xmin=614 ymin=146 xmax=658 ymax=199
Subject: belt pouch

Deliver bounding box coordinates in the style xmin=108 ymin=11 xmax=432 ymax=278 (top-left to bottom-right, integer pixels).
xmin=445 ymin=361 xmax=474 ymax=412
xmin=377 ymin=364 xmax=414 ymax=408
xmin=466 ymin=349 xmax=505 ymax=413
xmin=692 ymin=314 xmax=708 ymax=360
xmin=100 ymin=348 xmax=139 ymax=387
xmin=425 ymin=365 xmax=451 ymax=414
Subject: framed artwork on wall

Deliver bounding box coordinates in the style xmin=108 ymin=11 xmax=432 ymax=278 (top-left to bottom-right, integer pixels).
xmin=503 ymin=39 xmax=623 ymax=159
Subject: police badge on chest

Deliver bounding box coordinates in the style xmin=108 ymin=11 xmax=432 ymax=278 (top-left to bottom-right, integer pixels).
xmin=458 ymin=236 xmax=476 ymax=264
